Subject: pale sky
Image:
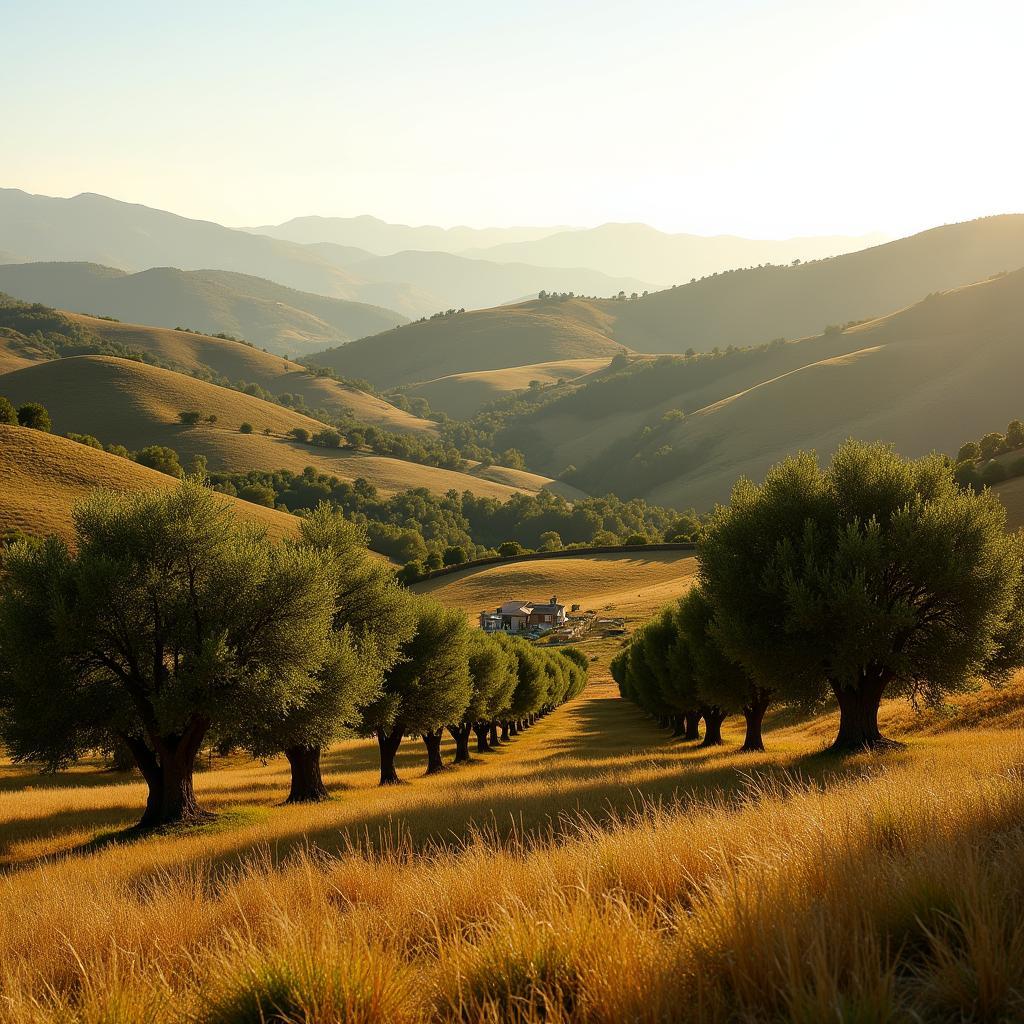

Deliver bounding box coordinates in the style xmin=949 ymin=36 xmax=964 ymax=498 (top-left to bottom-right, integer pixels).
xmin=3 ymin=0 xmax=1021 ymax=238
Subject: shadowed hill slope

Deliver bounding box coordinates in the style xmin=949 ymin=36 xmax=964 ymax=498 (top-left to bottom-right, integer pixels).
xmin=62 ymin=313 xmax=436 ymax=433
xmin=498 ymin=267 xmax=1024 ymax=509
xmin=0 ymin=424 xmax=298 ymax=543
xmin=0 ymin=261 xmax=406 ymax=357
xmin=595 ymin=214 xmax=1024 ymax=353
xmin=310 ymin=298 xmax=628 ymax=388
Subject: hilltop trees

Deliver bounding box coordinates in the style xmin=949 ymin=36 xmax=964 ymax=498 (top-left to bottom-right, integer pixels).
xmin=16 ymin=402 xmax=50 ymax=431
xmin=361 ymin=599 xmax=472 ymax=784
xmin=700 ymin=440 xmax=1024 ymax=751
xmin=0 ymin=483 xmax=339 ymax=827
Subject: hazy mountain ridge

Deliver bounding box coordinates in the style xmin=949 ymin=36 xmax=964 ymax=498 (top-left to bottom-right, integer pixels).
xmin=462 ymin=222 xmax=889 ymax=285
xmin=0 ymin=261 xmax=406 ymax=356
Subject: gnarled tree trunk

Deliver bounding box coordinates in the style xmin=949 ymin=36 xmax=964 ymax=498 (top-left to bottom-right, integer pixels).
xmin=473 ymin=722 xmax=492 ymax=752
xmin=377 ymin=726 xmax=404 ymax=784
xmin=831 ymin=674 xmax=891 ymax=751
xmin=489 ymin=722 xmax=500 ymax=746
xmin=447 ymin=723 xmax=472 ymax=763
xmin=422 ymin=729 xmax=445 ymax=774
xmin=284 ymin=743 xmax=330 ymax=802
xmin=740 ymin=690 xmax=771 ymax=753
xmin=125 ymin=719 xmax=210 ymax=829
xmin=699 ymin=706 xmax=727 ymax=747
xmin=683 ymin=710 xmax=702 ymax=741
xmin=500 ymin=721 xmax=511 ymax=741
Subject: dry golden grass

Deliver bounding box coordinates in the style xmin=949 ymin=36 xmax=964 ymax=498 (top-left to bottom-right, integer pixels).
xmin=406 ymin=358 xmax=612 ymax=419
xmin=64 ymin=313 xmax=437 ymax=435
xmin=412 ymin=550 xmax=699 ymax=622
xmin=0 ymin=356 xmax=541 ymax=501
xmin=0 ymin=335 xmax=42 ymax=374
xmin=0 ymin=425 xmax=297 ymax=543
xmin=3 ymin=665 xmax=1024 ymax=1022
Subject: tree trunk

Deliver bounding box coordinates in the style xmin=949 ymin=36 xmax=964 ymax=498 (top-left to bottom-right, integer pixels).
xmin=284 ymin=744 xmax=330 ymax=802
xmin=670 ymin=714 xmax=685 ymax=738
xmin=741 ymin=693 xmax=771 ymax=753
xmin=377 ymin=727 xmax=404 ymax=784
xmin=422 ymin=729 xmax=446 ymax=774
xmin=501 ymin=721 xmax=511 ymax=741
xmin=473 ymin=722 xmax=491 ymax=753
xmin=489 ymin=722 xmax=500 ymax=746
xmin=699 ymin=707 xmax=726 ymax=747
xmin=447 ymin=724 xmax=472 ymax=763
xmin=509 ymin=719 xmax=519 ymax=736
xmin=831 ymin=675 xmax=892 ymax=752
xmin=683 ymin=710 xmax=701 ymax=741
xmin=126 ymin=721 xmax=210 ymax=829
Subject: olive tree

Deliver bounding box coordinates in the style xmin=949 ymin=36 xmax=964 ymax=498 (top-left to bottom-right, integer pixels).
xmin=448 ymin=632 xmax=517 ymax=763
xmin=700 ymin=440 xmax=1024 ymax=751
xmin=0 ymin=482 xmax=338 ymax=827
xmin=360 ymin=598 xmax=471 ymax=783
xmin=677 ymin=587 xmax=773 ymax=751
xmin=236 ymin=505 xmax=416 ymax=802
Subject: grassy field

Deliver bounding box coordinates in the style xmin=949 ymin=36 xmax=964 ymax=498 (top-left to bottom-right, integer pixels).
xmin=405 ymin=358 xmax=612 ymax=419
xmin=63 ymin=313 xmax=437 ymax=434
xmin=412 ymin=550 xmax=699 ymax=622
xmin=0 ymin=425 xmax=298 ymax=543
xmin=0 ymin=356 xmax=551 ymax=501
xmin=3 ymin=651 xmax=1024 ymax=1022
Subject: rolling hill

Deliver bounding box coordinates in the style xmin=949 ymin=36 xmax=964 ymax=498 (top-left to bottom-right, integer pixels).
xmin=0 ymin=424 xmax=297 ymax=543
xmin=0 ymin=356 xmax=557 ymax=501
xmin=61 ymin=312 xmax=436 ymax=433
xmin=309 ymin=298 xmax=628 ymax=388
xmin=503 ymin=266 xmax=1024 ymax=509
xmin=404 ymin=357 xmax=613 ymax=418
xmin=412 ymin=549 xmax=699 ymax=622
xmin=464 ymin=222 xmax=887 ymax=285
xmin=0 ymin=262 xmax=405 ymax=357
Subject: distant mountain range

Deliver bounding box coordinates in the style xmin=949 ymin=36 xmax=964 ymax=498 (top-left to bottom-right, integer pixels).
xmin=0 ymin=190 xmax=652 ymax=321
xmin=249 ymin=215 xmax=566 ymax=254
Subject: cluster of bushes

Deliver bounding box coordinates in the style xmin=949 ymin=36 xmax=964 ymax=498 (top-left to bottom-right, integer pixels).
xmin=0 ymin=485 xmax=587 ymax=827
xmin=953 ymin=419 xmax=1024 ymax=489
xmin=0 ymin=396 xmax=51 ymax=432
xmin=206 ymin=465 xmax=698 ymax=566
xmin=616 ymin=440 xmax=1024 ymax=752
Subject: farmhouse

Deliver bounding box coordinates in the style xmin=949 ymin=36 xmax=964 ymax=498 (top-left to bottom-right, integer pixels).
xmin=479 ymin=595 xmax=568 ymax=633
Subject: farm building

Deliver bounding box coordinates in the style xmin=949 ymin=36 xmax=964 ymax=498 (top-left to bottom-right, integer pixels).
xmin=479 ymin=596 xmax=568 ymax=633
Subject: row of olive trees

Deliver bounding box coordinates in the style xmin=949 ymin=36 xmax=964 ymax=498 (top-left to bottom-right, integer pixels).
xmin=0 ymin=482 xmax=587 ymax=829
xmin=616 ymin=441 xmax=1024 ymax=752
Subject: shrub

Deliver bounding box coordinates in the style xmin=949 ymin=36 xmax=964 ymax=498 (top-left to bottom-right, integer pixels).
xmin=981 ymin=460 xmax=1008 ymax=486
xmin=65 ymin=433 xmax=103 ymax=449
xmin=0 ymin=396 xmax=16 ymax=425
xmin=178 ymin=410 xmax=201 ymax=425
xmin=313 ymin=428 xmax=343 ymax=448
xmin=239 ymin=422 xmax=254 ymax=434
xmin=443 ymin=545 xmax=468 ymax=567
xmin=135 ymin=445 xmax=184 ymax=478
xmin=289 ymin=427 xmax=312 ymax=444
xmin=16 ymin=403 xmax=51 ymax=432
xmin=624 ymin=534 xmax=649 ymax=546
xmin=237 ymin=483 xmax=277 ymax=507
xmin=498 ymin=541 xmax=526 ymax=558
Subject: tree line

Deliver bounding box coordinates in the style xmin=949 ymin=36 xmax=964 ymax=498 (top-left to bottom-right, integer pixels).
xmin=0 ymin=483 xmax=588 ymax=828
xmin=615 ymin=441 xmax=1024 ymax=752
